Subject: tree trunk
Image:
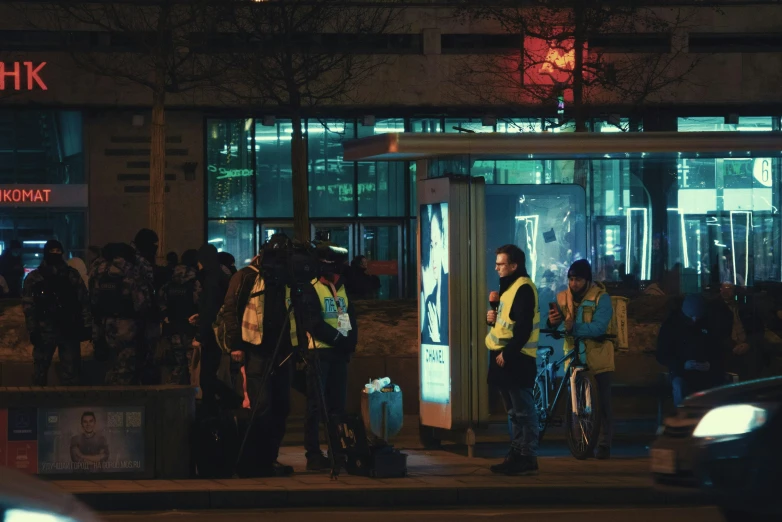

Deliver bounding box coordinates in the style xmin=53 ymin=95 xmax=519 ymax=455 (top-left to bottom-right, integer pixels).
xmin=291 ymin=113 xmax=310 ymax=242
xmin=572 ymin=4 xmax=588 ymax=187
xmin=149 ymin=87 xmax=167 ymax=263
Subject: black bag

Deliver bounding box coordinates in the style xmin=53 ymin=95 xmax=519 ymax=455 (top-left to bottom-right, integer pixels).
xmin=330 ymin=413 xmax=408 ymax=478
xmin=191 ymin=410 xmax=240 ymax=479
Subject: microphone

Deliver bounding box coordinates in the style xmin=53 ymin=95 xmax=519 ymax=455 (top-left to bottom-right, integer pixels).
xmin=489 ymin=291 xmax=500 ymax=312
xmin=489 ymin=291 xmax=499 ymax=326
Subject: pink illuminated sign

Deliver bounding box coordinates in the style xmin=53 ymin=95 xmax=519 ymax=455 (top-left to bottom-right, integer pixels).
xmin=0 ymin=62 xmax=48 ymax=91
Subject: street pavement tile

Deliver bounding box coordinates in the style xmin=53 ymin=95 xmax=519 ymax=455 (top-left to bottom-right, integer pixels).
xmin=85 ymin=480 xmax=146 ymax=491
xmin=129 ymin=480 xmax=183 ymax=490
xmin=170 ymin=480 xmax=226 ymax=489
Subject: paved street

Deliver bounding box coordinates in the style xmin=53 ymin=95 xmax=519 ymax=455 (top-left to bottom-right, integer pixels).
xmin=103 ymin=506 xmax=725 ymax=522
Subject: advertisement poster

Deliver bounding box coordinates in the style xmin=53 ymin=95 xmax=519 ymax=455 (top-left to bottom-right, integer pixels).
xmin=420 ymin=202 xmax=451 ymax=404
xmin=5 ymin=407 xmax=38 ymax=473
xmin=37 ymin=407 xmax=145 ymax=474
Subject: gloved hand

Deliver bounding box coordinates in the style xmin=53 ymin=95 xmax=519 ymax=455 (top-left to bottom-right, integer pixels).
xmin=684 ymin=360 xmax=698 ymax=371
xmin=80 ymin=326 xmax=93 ymax=342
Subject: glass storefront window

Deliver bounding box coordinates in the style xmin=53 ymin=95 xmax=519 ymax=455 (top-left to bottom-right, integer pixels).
xmin=497 ymin=119 xmax=542 ymax=133
xmin=445 ymin=119 xmax=493 ymax=133
xmin=357 ymin=119 xmax=406 ymax=217
xmin=410 ymin=118 xmax=442 ymax=133
xmin=669 ymin=155 xmax=780 ymax=291
xmin=0 ymin=110 xmax=84 ymax=184
xmin=206 ymin=119 xmax=254 ymax=218
xmin=207 ymin=219 xmax=255 ymax=268
xmin=678 ymin=116 xmax=773 ymax=132
xmin=308 ymin=119 xmax=355 ymax=218
xmin=256 ymin=120 xmax=293 ymax=218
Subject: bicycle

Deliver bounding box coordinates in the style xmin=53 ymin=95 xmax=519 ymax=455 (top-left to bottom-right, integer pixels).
xmin=531 ymin=328 xmax=615 ymax=460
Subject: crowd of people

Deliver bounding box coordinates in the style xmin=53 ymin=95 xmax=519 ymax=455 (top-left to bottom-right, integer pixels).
xmin=14 ymin=229 xmax=389 ymax=477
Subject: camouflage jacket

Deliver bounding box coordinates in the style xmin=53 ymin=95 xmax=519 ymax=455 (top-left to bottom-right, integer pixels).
xmin=89 ymin=255 xmax=152 ymax=320
xmin=159 ymin=264 xmax=201 ymax=328
xmin=22 ymin=261 xmax=91 ymax=336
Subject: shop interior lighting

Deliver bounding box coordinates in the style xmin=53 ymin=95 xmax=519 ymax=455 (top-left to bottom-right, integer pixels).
xmin=625 ymin=207 xmax=650 ymax=280
xmin=515 ymin=215 xmax=539 ymax=282
xmin=730 ymin=210 xmax=753 ymax=286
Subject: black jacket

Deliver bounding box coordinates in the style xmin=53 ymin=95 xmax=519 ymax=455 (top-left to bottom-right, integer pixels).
xmin=656 ymin=310 xmax=725 ymax=390
xmin=196 ymin=244 xmax=230 ymax=343
xmin=301 ymin=275 xmax=358 ymax=362
xmin=487 ymin=270 xmax=537 ymax=390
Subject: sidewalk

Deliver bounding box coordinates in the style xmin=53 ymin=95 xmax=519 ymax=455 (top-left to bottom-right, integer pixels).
xmin=51 ymin=448 xmax=701 ymax=512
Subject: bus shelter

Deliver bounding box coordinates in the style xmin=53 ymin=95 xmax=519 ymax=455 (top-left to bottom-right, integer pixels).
xmin=343 ymin=131 xmax=782 ymax=454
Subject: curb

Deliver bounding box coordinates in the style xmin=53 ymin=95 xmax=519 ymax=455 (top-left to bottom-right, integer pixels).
xmin=74 ymin=484 xmax=705 ymax=511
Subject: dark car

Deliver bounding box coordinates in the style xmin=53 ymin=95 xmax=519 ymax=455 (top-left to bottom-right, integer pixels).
xmin=650 ymin=376 xmax=782 ymax=521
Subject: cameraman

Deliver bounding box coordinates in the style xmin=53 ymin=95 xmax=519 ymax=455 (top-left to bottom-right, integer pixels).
xmin=300 ymin=243 xmax=358 ymax=471
xmin=220 ymin=239 xmax=294 ymax=477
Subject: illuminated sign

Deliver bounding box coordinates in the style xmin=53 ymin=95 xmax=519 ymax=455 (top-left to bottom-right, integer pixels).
xmin=0 ymin=62 xmax=47 ymax=91
xmin=0 ymin=185 xmax=88 ymax=207
xmin=207 ymin=165 xmax=253 ymax=180
xmin=420 ymin=202 xmax=450 ymax=404
xmin=0 ymin=188 xmax=51 ymax=203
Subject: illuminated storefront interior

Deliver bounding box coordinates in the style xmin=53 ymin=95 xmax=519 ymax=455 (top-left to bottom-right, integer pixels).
xmin=206 ymin=115 xmax=782 ymax=298
xmin=0 ymin=109 xmax=87 ymax=277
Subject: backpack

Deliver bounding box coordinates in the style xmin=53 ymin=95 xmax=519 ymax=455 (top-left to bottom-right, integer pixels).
xmin=213 ymin=266 xmax=261 ymax=354
xmin=93 ymin=268 xmax=136 ymax=319
xmin=165 ymin=277 xmax=198 ymax=325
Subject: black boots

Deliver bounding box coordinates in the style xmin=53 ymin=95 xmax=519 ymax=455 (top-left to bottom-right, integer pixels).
xmin=490 ymin=451 xmax=539 ymax=476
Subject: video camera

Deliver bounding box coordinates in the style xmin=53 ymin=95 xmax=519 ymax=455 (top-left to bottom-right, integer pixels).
xmin=260 ymin=232 xmax=348 ymax=287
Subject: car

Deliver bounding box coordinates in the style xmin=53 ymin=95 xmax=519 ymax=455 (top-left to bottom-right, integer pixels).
xmin=650 ymin=375 xmax=782 ymax=521
xmin=0 ymin=466 xmax=101 ymax=522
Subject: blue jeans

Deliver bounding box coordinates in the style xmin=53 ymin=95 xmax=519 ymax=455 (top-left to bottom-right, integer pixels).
xmin=304 ymin=355 xmax=348 ymax=458
xmin=500 ymin=387 xmax=539 ymax=457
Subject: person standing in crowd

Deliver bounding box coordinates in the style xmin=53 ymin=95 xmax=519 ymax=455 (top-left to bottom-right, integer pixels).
xmin=657 ymin=294 xmax=726 ymax=405
xmin=0 ymin=239 xmax=25 ymax=298
xmin=301 ymin=243 xmax=357 ymax=471
xmin=345 ymin=255 xmax=381 ymax=299
xmin=23 ymin=240 xmax=92 ymax=386
xmin=194 ymin=243 xmax=231 ymax=405
xmin=485 ymin=244 xmax=540 ymax=476
xmin=67 ymin=257 xmax=89 ymax=287
xmin=220 ymin=238 xmax=295 ymax=477
xmin=159 ymin=254 xmax=201 ymax=385
xmin=131 ymin=229 xmax=162 ymax=384
xmin=90 ymin=243 xmax=151 ymax=385
xmin=218 ymin=252 xmax=238 ymax=275
xmin=548 ymin=260 xmax=615 ymax=459
xmin=166 ymin=251 xmax=178 ymax=271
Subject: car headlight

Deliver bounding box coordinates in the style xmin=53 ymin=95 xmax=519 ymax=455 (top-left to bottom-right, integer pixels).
xmin=4 ymin=509 xmax=77 ymax=522
xmin=693 ymin=404 xmax=769 ymax=438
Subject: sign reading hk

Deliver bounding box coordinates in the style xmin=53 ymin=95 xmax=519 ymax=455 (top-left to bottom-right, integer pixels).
xmin=0 ymin=62 xmax=48 ymax=91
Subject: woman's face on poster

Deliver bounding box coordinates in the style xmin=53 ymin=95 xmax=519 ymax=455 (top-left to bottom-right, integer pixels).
xmin=430 ymin=215 xmax=443 ymax=281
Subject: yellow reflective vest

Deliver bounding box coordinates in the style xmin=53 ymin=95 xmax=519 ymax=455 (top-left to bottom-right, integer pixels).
xmin=300 ymin=279 xmax=349 ymax=350
xmin=485 ymin=276 xmax=540 ymax=358
xmin=556 ymin=282 xmax=614 ymax=374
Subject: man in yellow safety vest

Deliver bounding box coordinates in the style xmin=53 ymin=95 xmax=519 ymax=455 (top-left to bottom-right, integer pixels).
xmin=486 ymin=244 xmax=540 ymax=475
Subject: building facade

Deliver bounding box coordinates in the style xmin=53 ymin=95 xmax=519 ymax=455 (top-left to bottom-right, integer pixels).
xmin=2 ymin=2 xmax=782 ymax=296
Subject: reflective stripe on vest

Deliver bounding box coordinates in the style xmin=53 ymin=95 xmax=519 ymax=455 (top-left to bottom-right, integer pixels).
xmin=485 ymin=276 xmax=540 ymax=358
xmin=310 ymin=280 xmax=349 ymax=349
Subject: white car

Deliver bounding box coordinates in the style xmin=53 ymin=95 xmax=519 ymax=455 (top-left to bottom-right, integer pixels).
xmin=0 ymin=467 xmax=101 ymax=522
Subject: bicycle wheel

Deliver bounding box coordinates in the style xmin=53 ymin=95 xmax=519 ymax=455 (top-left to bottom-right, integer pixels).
xmin=532 ymin=377 xmax=549 ymax=440
xmin=565 ymin=370 xmax=602 ymax=460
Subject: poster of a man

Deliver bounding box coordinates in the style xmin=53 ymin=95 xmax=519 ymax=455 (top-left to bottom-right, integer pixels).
xmin=70 ymin=411 xmax=109 ymax=466
xmin=420 ymin=203 xmax=449 ymax=346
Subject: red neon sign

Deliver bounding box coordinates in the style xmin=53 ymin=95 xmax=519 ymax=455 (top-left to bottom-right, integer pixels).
xmin=0 ymin=189 xmax=51 ymax=203
xmin=0 ymin=62 xmax=48 ymax=91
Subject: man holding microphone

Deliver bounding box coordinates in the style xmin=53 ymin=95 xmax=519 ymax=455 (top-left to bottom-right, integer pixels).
xmin=486 ymin=244 xmax=540 ymax=475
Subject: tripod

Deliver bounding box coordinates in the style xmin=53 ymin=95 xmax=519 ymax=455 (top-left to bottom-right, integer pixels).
xmin=233 ymin=277 xmax=344 ymax=479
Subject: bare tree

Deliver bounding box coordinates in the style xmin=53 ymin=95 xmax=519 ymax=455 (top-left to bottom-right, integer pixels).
xmin=217 ymin=0 xmax=404 ymax=242
xmin=16 ymin=0 xmax=224 ymax=261
xmin=454 ymin=1 xmax=705 ymax=133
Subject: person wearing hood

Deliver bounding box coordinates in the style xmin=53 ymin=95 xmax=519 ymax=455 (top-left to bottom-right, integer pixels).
xmin=0 ymin=239 xmax=25 ymax=298
xmin=90 ymin=242 xmax=152 ymax=385
xmin=159 ymin=257 xmax=201 ymax=385
xmin=657 ymin=294 xmax=726 ymax=405
xmin=548 ymin=259 xmax=615 ymax=459
xmin=194 ymin=243 xmax=230 ymax=404
xmin=485 ymin=244 xmax=540 ymax=476
xmin=22 ymin=240 xmax=92 ymax=386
